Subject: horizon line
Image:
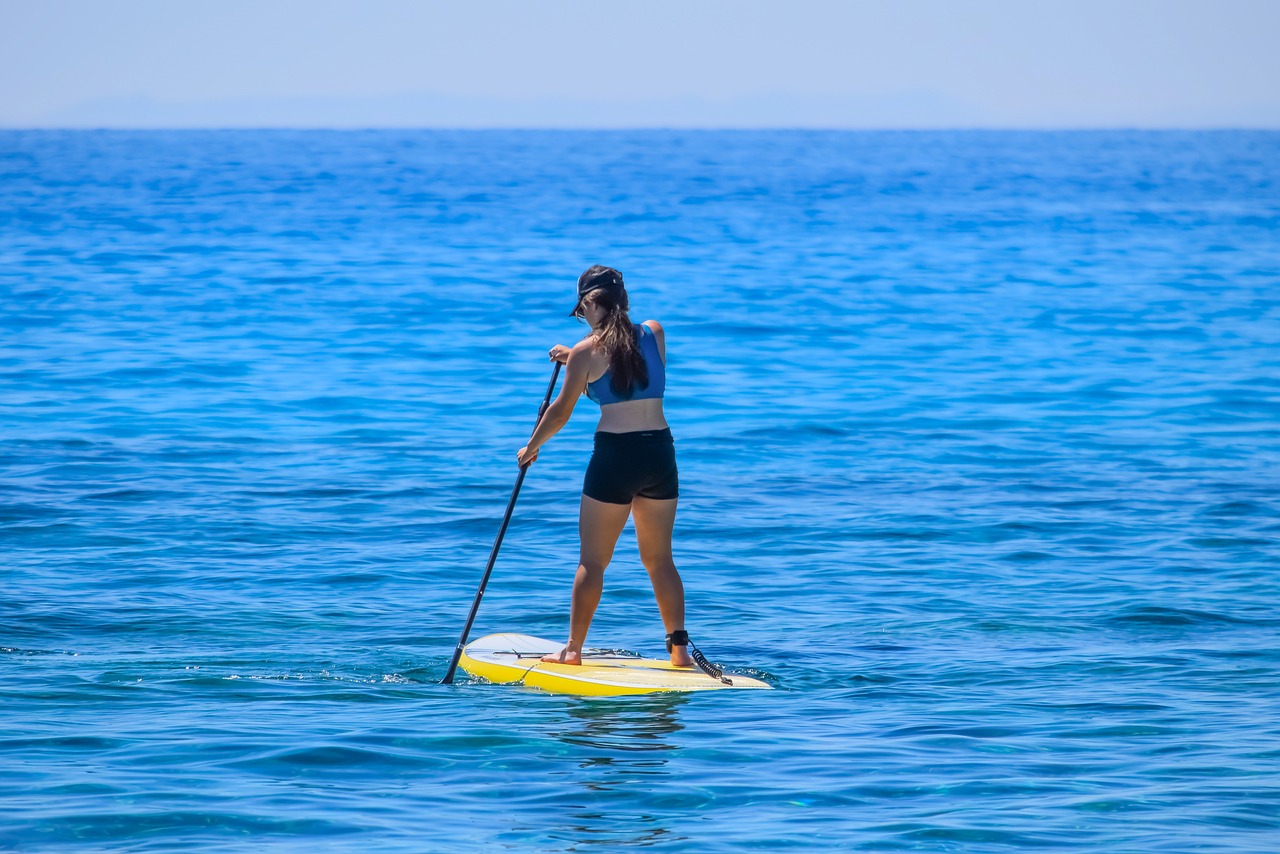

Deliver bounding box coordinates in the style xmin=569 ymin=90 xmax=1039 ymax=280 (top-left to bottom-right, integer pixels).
xmin=4 ymin=125 xmax=1279 ymax=132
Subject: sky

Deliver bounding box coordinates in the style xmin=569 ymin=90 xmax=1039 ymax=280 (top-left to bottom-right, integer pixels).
xmin=1 ymin=0 xmax=1278 ymax=128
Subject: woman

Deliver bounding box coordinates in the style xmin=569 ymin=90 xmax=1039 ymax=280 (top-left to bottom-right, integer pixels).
xmin=516 ymin=265 xmax=695 ymax=668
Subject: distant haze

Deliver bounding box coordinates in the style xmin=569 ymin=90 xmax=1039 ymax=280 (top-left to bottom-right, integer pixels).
xmin=2 ymin=0 xmax=1278 ymax=128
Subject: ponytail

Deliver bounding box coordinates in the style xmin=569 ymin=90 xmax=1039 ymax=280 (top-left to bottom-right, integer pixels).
xmin=586 ymin=287 xmax=648 ymax=399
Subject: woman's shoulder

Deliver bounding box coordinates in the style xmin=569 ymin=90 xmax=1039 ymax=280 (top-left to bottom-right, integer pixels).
xmin=569 ymin=336 xmax=601 ymax=357
xmin=640 ymin=319 xmax=664 ymax=335
xmin=569 ymin=336 xmax=608 ymax=369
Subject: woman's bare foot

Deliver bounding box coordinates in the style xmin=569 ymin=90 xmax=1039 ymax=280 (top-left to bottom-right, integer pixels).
xmin=542 ymin=646 xmax=582 ymax=665
xmin=665 ymin=630 xmax=695 ymax=667
xmin=669 ymin=645 xmax=694 ymax=667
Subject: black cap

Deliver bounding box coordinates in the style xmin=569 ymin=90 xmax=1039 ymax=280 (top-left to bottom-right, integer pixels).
xmin=570 ymin=265 xmax=623 ymax=316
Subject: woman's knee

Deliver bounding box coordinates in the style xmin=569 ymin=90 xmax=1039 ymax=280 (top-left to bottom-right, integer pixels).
xmin=639 ymin=552 xmax=677 ymax=575
xmin=577 ymin=558 xmax=609 ymax=578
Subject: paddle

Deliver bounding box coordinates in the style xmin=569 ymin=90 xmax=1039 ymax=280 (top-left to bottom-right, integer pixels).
xmin=442 ymin=361 xmax=562 ymax=685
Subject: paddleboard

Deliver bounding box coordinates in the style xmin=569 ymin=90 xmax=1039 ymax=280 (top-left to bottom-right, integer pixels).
xmin=458 ymin=633 xmax=772 ymax=696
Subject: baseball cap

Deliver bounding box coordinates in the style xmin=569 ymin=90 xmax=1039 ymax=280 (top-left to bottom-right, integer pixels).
xmin=570 ymin=266 xmax=624 ymax=316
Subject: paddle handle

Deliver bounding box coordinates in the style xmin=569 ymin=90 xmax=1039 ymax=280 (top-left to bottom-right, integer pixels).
xmin=441 ymin=361 xmax=562 ymax=685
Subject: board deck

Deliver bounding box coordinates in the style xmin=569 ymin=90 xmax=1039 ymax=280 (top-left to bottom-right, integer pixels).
xmin=458 ymin=632 xmax=772 ymax=696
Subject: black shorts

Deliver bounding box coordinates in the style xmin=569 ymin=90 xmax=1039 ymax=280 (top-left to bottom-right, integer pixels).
xmin=582 ymin=429 xmax=679 ymax=505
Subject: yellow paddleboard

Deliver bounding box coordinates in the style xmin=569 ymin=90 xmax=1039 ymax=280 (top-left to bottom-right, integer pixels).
xmin=458 ymin=633 xmax=772 ymax=696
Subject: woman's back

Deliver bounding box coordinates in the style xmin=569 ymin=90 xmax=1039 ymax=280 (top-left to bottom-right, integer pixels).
xmin=586 ymin=320 xmax=669 ymax=434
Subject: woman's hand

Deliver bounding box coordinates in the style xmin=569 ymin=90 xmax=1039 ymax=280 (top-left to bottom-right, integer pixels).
xmin=516 ymin=445 xmax=539 ymax=467
xmin=548 ymin=344 xmax=572 ymax=364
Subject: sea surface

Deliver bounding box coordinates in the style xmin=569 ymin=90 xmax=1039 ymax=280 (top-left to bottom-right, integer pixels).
xmin=2 ymin=130 xmax=1279 ymax=852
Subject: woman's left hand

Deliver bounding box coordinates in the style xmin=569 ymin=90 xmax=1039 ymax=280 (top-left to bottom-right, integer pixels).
xmin=516 ymin=445 xmax=539 ymax=467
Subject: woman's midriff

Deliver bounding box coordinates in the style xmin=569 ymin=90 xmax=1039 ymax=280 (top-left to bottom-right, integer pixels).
xmin=595 ymin=397 xmax=669 ymax=434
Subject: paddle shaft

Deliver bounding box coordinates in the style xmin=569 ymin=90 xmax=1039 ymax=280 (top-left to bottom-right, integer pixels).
xmin=442 ymin=361 xmax=562 ymax=685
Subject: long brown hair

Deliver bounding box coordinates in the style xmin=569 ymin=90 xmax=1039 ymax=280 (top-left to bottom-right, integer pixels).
xmin=579 ymin=267 xmax=648 ymax=398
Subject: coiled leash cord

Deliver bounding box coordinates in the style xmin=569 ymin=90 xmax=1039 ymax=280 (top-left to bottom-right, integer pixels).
xmin=667 ymin=630 xmax=733 ymax=686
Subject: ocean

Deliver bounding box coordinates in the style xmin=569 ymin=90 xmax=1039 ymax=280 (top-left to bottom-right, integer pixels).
xmin=2 ymin=129 xmax=1278 ymax=851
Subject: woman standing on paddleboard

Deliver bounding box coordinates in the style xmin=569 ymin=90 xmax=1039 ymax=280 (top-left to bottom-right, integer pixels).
xmin=516 ymin=266 xmax=695 ymax=668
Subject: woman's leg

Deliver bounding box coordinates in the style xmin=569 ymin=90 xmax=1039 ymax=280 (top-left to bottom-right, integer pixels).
xmin=542 ymin=495 xmax=631 ymax=665
xmin=631 ymin=495 xmax=693 ymax=667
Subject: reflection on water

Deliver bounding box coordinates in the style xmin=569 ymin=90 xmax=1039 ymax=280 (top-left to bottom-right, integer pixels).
xmin=549 ymin=695 xmax=690 ymax=848
xmin=559 ymin=694 xmax=687 ymax=754
xmin=561 ymin=821 xmax=685 ymax=850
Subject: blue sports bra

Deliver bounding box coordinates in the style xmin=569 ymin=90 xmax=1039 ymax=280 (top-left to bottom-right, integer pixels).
xmin=585 ymin=323 xmax=666 ymax=406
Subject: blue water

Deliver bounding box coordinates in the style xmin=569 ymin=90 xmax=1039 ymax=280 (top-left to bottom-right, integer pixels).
xmin=3 ymin=130 xmax=1279 ymax=852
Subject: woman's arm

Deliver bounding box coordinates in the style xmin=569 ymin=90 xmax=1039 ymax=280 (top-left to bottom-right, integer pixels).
xmin=516 ymin=340 xmax=594 ymax=466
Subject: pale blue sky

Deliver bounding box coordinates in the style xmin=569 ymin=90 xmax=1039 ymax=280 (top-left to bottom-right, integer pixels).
xmin=2 ymin=0 xmax=1278 ymax=128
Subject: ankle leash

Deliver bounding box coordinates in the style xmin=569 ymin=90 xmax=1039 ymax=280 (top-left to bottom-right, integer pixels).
xmin=666 ymin=630 xmax=733 ymax=686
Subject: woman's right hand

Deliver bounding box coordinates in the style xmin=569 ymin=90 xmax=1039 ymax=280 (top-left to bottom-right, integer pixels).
xmin=548 ymin=344 xmax=571 ymax=364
